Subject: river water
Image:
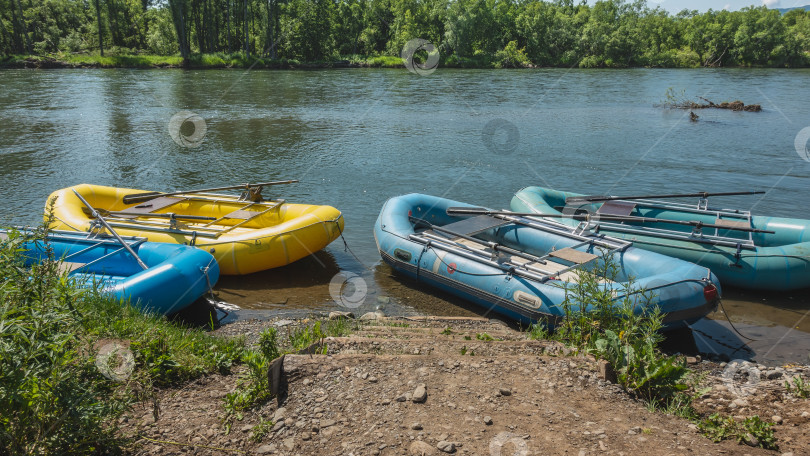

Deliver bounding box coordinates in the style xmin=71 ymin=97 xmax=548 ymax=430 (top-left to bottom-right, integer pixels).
xmin=2 ymin=67 xmax=809 ymax=364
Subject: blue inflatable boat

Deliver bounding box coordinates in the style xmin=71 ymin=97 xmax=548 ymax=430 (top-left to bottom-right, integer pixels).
xmin=374 ymin=194 xmax=721 ymax=327
xmin=511 ymin=187 xmax=810 ymax=291
xmin=2 ymin=229 xmax=220 ymax=315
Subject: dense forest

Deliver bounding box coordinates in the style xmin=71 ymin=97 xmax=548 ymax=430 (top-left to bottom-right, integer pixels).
xmin=1 ymin=0 xmax=810 ymax=67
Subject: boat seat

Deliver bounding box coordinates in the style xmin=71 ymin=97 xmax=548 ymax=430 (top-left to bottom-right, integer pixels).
xmin=118 ymin=197 xmax=186 ymax=218
xmin=549 ymin=247 xmax=598 ymax=264
xmin=439 ymin=215 xmax=510 ymax=237
xmin=596 ymin=200 xmax=636 ymax=217
xmin=222 ymin=209 xmax=262 ymax=220
xmin=57 ymin=261 xmax=86 ymax=274
xmin=714 ymin=217 xmax=750 ymax=230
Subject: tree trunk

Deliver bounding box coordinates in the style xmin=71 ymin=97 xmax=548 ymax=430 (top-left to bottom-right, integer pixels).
xmin=93 ymin=0 xmax=104 ymax=55
xmin=226 ymin=0 xmax=232 ymax=52
xmin=243 ymin=0 xmax=249 ymax=58
xmin=15 ymin=0 xmax=31 ymax=54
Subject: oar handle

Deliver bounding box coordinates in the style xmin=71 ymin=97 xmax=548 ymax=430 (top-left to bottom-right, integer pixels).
xmin=566 ymin=190 xmax=766 ymax=204
xmin=445 ymin=207 xmax=775 ymax=234
xmin=72 ymin=189 xmax=149 ymax=270
xmin=122 ymin=179 xmax=299 ymax=205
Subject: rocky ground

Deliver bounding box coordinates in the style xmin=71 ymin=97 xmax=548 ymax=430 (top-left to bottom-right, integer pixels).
xmin=120 ymin=316 xmax=810 ymax=455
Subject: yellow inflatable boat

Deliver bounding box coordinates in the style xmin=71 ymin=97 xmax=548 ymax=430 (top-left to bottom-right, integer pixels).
xmin=46 ymin=184 xmax=344 ymax=275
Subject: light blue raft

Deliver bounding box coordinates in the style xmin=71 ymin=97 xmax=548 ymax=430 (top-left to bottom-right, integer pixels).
xmin=511 ymin=187 xmax=810 ymax=291
xmin=2 ymin=229 xmax=220 ymax=315
xmin=374 ymin=194 xmax=721 ymax=327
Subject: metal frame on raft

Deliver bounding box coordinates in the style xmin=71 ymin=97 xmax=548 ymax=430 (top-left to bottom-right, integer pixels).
xmin=81 ymin=191 xmax=287 ymax=241
xmin=568 ymin=196 xmax=757 ymax=251
xmin=407 ymin=212 xmax=633 ymax=284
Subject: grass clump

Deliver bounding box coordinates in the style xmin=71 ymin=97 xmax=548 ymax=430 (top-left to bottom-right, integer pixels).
xmin=527 ymin=251 xmax=691 ymax=405
xmin=785 ymin=375 xmax=810 ymax=398
xmin=0 ymin=226 xmax=245 ymax=455
xmin=698 ymin=414 xmax=778 ymax=450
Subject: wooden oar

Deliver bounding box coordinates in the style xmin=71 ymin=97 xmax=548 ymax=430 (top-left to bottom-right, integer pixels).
xmin=565 ymin=190 xmax=765 ymax=204
xmin=122 ymin=180 xmax=299 ymax=205
xmin=445 ymin=207 xmax=776 ymax=234
xmin=72 ymin=189 xmax=149 ymax=270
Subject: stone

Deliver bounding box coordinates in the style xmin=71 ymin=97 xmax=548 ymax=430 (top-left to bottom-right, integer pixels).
xmin=628 ymin=426 xmax=641 ymax=435
xmin=411 ymin=423 xmax=423 ymax=430
xmin=396 ymin=393 xmax=412 ymax=402
xmin=241 ymin=424 xmax=254 ymax=432
xmin=436 ymin=441 xmax=456 ymax=453
xmin=597 ymin=359 xmax=617 ymax=383
xmin=320 ymin=419 xmax=336 ymax=428
xmin=499 ymin=387 xmax=512 ymax=396
xmin=772 ymin=415 xmax=783 ymax=424
xmin=256 ymin=444 xmax=275 ymax=454
xmin=360 ymin=312 xmax=379 ymax=321
xmin=275 ymin=319 xmax=295 ymax=327
xmin=766 ymin=370 xmax=783 ymax=380
xmin=329 ymin=311 xmax=355 ymax=320
xmin=271 ymin=420 xmax=286 ymax=432
xmin=743 ymin=433 xmax=759 ymax=447
xmin=732 ymin=398 xmax=749 ymax=408
xmin=483 ymin=416 xmax=493 ymax=425
xmin=801 ymin=411 xmax=810 ymax=418
xmin=413 ymin=384 xmax=427 ymax=403
xmin=273 ymin=407 xmax=287 ymax=422
xmin=377 ymin=296 xmax=391 ymax=304
xmin=282 ymin=437 xmax=295 ymax=451
xmin=685 ymin=356 xmax=699 ymax=365
xmin=409 ymin=441 xmax=438 ymax=455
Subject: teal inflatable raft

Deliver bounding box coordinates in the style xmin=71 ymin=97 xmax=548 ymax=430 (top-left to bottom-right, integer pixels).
xmin=1 ymin=229 xmax=220 ymax=314
xmin=511 ymin=187 xmax=810 ymax=291
xmin=375 ymin=193 xmax=721 ymax=327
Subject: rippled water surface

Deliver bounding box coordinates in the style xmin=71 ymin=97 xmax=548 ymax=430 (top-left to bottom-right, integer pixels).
xmin=2 ymin=68 xmax=809 ymax=363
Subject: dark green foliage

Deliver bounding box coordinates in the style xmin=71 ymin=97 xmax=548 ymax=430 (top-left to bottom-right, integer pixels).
xmin=2 ymin=0 xmax=809 ymax=67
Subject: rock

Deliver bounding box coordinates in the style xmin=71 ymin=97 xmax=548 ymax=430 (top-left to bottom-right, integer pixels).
xmin=413 ymin=384 xmax=427 ymax=403
xmin=273 ymin=407 xmax=287 ymax=422
xmin=597 ymin=359 xmax=617 ymax=383
xmin=377 ymin=296 xmax=390 ymax=304
xmin=275 ymin=319 xmax=295 ymax=327
xmin=732 ymin=398 xmax=749 ymax=408
xmin=685 ymin=356 xmax=699 ymax=365
xmin=320 ymin=419 xmax=336 ymax=428
xmin=782 ymin=452 xmax=795 ymax=456
xmin=256 ymin=444 xmax=275 ymax=454
xmin=329 ymin=311 xmax=355 ymax=320
xmin=360 ymin=312 xmax=379 ymax=321
xmin=499 ymin=387 xmax=512 ymax=396
xmin=411 ymin=423 xmax=423 ymax=430
xmin=766 ymin=370 xmax=783 ymax=380
xmin=409 ymin=441 xmax=438 ymax=455
xmin=272 ymin=421 xmax=285 ymax=432
xmin=396 ymin=393 xmax=412 ymax=402
xmin=483 ymin=416 xmax=493 ymax=425
xmin=369 ymin=376 xmax=378 ymax=383
xmin=628 ymin=426 xmax=641 ymax=435
xmin=436 ymin=441 xmax=456 ymax=453
xmin=743 ymin=433 xmax=759 ymax=447
xmin=801 ymin=411 xmax=810 ymax=418
xmin=772 ymin=415 xmax=783 ymax=424
xmin=241 ymin=424 xmax=254 ymax=432
xmin=374 ymin=310 xmax=386 ymax=318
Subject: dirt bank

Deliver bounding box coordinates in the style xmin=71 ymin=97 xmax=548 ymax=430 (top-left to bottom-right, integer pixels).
xmin=120 ymin=316 xmax=809 ymax=455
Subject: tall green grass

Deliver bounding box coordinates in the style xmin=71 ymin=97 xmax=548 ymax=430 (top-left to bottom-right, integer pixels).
xmin=0 ymin=227 xmax=245 ymax=454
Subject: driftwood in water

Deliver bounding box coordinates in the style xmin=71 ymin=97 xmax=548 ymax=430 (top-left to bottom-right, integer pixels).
xmin=660 ymin=89 xmax=762 ymax=112
xmin=687 ymin=97 xmax=762 ymax=112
